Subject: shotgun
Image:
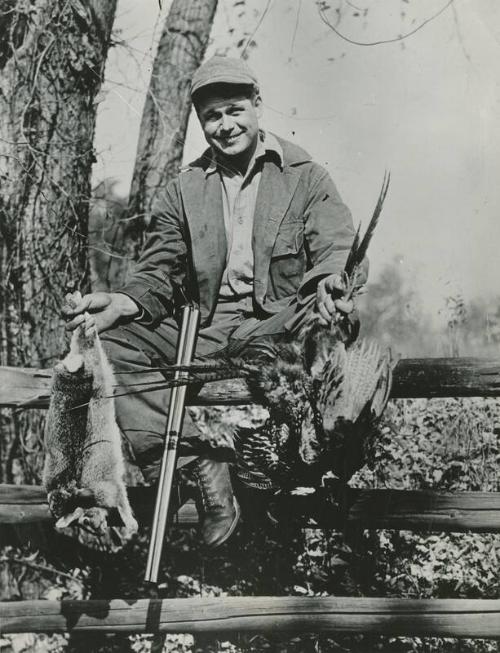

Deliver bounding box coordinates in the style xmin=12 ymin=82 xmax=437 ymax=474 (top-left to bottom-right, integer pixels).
xmin=145 ymin=304 xmax=200 ymax=583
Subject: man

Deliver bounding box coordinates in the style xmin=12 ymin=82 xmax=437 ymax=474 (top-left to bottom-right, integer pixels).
xmin=64 ymin=56 xmax=363 ymax=548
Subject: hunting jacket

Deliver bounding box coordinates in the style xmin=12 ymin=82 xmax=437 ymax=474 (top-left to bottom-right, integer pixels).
xmin=120 ymin=135 xmax=361 ymax=327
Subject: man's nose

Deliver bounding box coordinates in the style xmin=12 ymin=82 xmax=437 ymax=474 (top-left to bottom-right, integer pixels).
xmin=219 ymin=114 xmax=234 ymax=132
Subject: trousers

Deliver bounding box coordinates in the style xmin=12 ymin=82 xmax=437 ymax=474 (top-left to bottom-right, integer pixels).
xmin=101 ymin=295 xmax=314 ymax=481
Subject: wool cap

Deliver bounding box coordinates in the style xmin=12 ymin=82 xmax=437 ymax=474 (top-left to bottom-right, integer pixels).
xmin=190 ymin=56 xmax=259 ymax=98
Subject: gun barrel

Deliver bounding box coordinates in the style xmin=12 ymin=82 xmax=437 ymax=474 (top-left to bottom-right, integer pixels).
xmin=145 ymin=304 xmax=200 ymax=583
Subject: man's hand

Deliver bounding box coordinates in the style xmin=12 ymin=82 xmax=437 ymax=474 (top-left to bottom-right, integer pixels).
xmin=62 ymin=292 xmax=140 ymax=335
xmin=315 ymin=273 xmax=354 ymax=326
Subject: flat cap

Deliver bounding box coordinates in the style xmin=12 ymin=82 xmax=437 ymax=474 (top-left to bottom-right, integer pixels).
xmin=190 ymin=56 xmax=259 ymax=97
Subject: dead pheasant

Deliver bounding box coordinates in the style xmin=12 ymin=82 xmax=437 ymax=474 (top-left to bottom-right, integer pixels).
xmin=232 ymin=172 xmax=393 ymax=491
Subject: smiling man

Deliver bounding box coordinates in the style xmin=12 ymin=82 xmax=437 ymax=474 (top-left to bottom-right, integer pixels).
xmin=63 ymin=56 xmax=364 ymax=548
xmin=196 ymin=84 xmax=262 ymax=174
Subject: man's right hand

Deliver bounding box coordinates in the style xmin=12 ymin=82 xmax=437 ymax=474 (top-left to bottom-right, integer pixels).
xmin=62 ymin=292 xmax=140 ymax=334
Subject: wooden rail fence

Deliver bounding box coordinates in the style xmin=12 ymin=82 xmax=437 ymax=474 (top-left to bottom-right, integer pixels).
xmin=2 ymin=357 xmax=500 ymax=408
xmin=3 ymin=597 xmax=500 ymax=637
xmin=1 ymin=357 xmax=500 ymax=638
xmin=2 ymin=484 xmax=500 ymax=533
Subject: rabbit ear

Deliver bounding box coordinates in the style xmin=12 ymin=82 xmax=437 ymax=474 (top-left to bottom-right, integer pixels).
xmin=55 ymin=507 xmax=85 ymax=529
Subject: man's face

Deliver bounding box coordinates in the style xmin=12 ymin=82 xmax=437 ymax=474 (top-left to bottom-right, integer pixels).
xmin=197 ymin=89 xmax=262 ymax=164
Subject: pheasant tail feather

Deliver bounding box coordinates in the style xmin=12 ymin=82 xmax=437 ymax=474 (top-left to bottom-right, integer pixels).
xmin=345 ymin=171 xmax=390 ymax=278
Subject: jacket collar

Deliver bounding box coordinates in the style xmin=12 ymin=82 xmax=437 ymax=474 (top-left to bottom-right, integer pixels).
xmin=202 ymin=130 xmax=283 ymax=178
xmin=183 ymin=132 xmax=311 ymax=174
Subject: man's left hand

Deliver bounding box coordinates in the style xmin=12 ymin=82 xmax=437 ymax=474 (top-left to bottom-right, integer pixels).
xmin=315 ymin=273 xmax=354 ymax=325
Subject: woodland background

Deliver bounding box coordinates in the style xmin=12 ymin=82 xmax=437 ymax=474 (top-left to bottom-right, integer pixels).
xmin=1 ymin=0 xmax=500 ymax=651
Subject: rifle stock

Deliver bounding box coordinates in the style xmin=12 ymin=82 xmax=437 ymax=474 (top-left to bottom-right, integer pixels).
xmin=145 ymin=304 xmax=200 ymax=584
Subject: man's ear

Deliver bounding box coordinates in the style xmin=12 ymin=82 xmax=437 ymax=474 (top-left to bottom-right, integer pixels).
xmin=254 ymin=93 xmax=263 ymax=118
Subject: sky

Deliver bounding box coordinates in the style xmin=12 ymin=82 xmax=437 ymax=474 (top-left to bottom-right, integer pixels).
xmin=93 ymin=0 xmax=500 ymax=322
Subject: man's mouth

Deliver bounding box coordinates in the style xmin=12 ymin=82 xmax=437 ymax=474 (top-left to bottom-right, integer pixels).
xmin=219 ymin=133 xmax=243 ymax=146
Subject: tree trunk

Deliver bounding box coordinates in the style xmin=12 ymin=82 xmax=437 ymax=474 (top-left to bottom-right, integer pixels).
xmin=0 ymin=0 xmax=117 ymax=482
xmin=127 ymin=0 xmax=218 ymax=247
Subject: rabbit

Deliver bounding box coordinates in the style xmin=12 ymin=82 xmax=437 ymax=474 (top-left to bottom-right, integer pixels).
xmin=43 ymin=292 xmax=138 ymax=550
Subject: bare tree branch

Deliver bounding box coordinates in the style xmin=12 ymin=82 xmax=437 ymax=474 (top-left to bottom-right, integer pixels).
xmin=317 ymin=0 xmax=455 ymax=47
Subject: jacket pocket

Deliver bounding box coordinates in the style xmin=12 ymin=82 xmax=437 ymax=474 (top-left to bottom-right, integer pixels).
xmin=272 ymin=221 xmax=304 ymax=258
xmin=268 ymin=221 xmax=306 ymax=301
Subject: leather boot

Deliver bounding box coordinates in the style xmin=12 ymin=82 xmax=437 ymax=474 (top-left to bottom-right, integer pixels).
xmin=194 ymin=457 xmax=240 ymax=548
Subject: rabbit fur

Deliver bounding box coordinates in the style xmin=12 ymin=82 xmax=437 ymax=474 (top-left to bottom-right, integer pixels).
xmin=43 ymin=299 xmax=137 ymax=550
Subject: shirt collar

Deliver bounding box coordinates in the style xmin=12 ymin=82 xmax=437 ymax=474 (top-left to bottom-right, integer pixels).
xmin=205 ymin=130 xmax=283 ymax=177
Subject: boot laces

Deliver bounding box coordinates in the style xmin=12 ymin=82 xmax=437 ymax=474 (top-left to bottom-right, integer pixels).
xmin=197 ymin=468 xmax=222 ymax=510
